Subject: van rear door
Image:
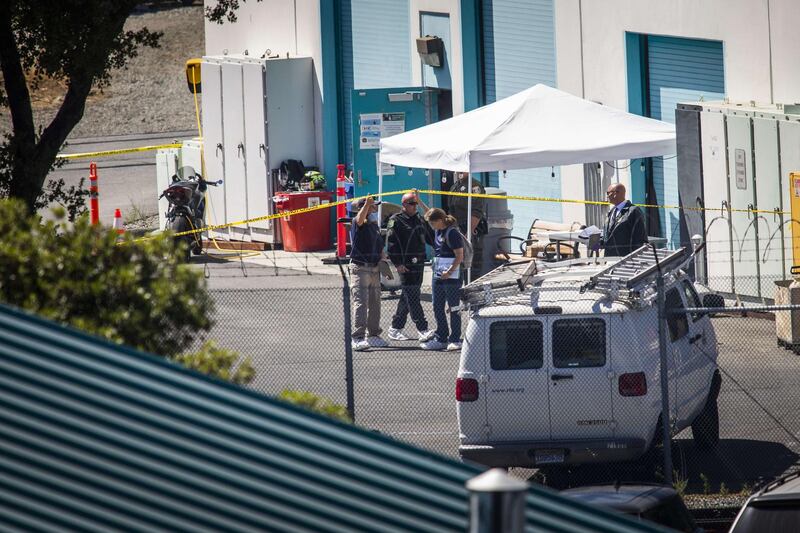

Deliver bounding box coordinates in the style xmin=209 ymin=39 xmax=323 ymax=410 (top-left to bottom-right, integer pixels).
xmin=483 ymin=318 xmax=550 ymax=441
xmin=548 ymin=317 xmax=615 ymax=440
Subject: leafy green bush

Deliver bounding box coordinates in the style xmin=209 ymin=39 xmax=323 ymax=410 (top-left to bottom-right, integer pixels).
xmin=0 ymin=199 xmax=210 ymax=355
xmin=278 ymin=390 xmax=352 ymax=423
xmin=173 ymin=341 xmax=255 ymax=385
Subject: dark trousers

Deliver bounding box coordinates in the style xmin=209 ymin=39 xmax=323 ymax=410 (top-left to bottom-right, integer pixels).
xmin=433 ymin=278 xmax=462 ymax=343
xmin=391 ymin=269 xmax=428 ymax=331
xmin=459 ymin=225 xmax=484 ymax=279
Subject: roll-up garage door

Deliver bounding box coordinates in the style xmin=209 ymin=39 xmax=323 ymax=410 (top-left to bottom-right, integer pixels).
xmin=482 ymin=0 xmax=559 ymax=232
xmin=339 ymin=0 xmax=411 ymax=168
xmin=648 ymin=36 xmax=725 ymax=244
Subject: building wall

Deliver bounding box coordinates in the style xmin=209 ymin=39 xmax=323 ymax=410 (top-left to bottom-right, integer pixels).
xmin=340 ymin=0 xmax=413 ymax=168
xmin=410 ymin=0 xmax=465 ymax=115
xmin=482 ymin=0 xmax=560 ymax=229
xmin=203 ymin=0 xmax=326 ymax=172
xmin=554 ymin=0 xmax=800 ymax=226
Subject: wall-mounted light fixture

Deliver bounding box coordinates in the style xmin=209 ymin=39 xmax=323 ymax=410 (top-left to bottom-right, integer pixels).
xmin=416 ymin=35 xmax=444 ymax=67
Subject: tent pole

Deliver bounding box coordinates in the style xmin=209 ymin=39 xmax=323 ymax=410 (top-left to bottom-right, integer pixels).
xmin=378 ymin=160 xmax=383 ymax=222
xmin=466 ymin=176 xmax=472 ymax=284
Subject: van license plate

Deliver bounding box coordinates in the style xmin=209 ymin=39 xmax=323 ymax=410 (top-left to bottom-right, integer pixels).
xmin=534 ymin=450 xmax=565 ymax=465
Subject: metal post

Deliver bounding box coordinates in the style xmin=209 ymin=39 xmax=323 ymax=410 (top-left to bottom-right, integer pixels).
xmin=691 ymin=234 xmax=703 ymax=281
xmin=654 ymin=244 xmax=673 ymax=486
xmin=337 ymin=260 xmax=356 ymax=422
xmin=336 ymin=164 xmax=347 ymax=258
xmin=377 ymin=160 xmax=383 ymax=222
xmin=466 ymin=469 xmax=527 ymax=533
xmin=466 ymin=177 xmax=473 ymax=284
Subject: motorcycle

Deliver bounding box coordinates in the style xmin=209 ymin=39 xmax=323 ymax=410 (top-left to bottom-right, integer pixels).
xmin=160 ymin=166 xmax=221 ymax=260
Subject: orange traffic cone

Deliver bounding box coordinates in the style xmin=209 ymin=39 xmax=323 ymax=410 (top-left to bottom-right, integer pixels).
xmin=113 ymin=208 xmax=125 ymax=240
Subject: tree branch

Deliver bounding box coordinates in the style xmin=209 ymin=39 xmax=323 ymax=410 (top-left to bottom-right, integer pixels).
xmin=0 ymin=2 xmax=35 ymax=150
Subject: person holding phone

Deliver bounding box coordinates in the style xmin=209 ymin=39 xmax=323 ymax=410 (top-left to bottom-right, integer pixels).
xmin=421 ymin=208 xmax=464 ymax=351
xmin=349 ymin=196 xmax=389 ymax=351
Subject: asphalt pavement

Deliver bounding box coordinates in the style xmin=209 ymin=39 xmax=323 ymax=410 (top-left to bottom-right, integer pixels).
xmin=53 ymin=130 xmax=196 ymax=224
xmin=190 ymin=254 xmax=800 ymax=491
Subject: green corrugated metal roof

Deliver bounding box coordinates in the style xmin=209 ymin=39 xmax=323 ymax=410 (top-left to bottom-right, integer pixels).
xmin=0 ymin=303 xmax=664 ymax=532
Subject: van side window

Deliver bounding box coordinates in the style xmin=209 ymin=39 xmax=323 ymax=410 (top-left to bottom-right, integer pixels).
xmin=666 ymin=288 xmax=689 ymax=341
xmin=552 ymin=318 xmax=606 ymax=368
xmin=490 ymin=321 xmax=543 ymax=370
xmin=681 ymin=280 xmax=703 ymax=321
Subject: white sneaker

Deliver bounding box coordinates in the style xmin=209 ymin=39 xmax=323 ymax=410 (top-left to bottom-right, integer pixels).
xmin=446 ymin=342 xmax=463 ymax=351
xmin=420 ymin=339 xmax=447 ymax=350
xmin=352 ymin=338 xmax=370 ymax=351
xmin=367 ymin=336 xmax=390 ymax=348
xmin=418 ymin=329 xmax=436 ymax=342
xmin=388 ymin=328 xmax=411 ymax=341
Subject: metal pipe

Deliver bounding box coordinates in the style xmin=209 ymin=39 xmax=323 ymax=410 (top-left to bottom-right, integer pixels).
xmin=679 ymin=305 xmax=799 ymax=314
xmin=337 ymin=260 xmax=355 ymax=422
xmin=654 ymin=245 xmax=673 ymax=486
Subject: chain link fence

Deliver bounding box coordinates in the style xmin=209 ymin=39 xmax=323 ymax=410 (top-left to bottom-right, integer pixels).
xmin=182 ymin=261 xmax=800 ymax=513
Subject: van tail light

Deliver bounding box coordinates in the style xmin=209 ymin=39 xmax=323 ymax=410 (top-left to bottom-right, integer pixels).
xmin=456 ymin=378 xmax=479 ymax=402
xmin=619 ymin=372 xmax=647 ymax=397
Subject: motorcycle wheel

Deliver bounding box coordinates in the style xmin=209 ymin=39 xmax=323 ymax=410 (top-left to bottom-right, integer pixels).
xmin=170 ymin=215 xmax=193 ymax=262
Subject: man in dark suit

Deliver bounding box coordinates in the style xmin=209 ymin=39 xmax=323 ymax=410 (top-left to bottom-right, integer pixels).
xmin=602 ymin=183 xmax=648 ymax=257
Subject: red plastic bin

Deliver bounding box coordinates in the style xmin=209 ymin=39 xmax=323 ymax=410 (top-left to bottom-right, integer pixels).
xmin=273 ymin=191 xmax=333 ymax=252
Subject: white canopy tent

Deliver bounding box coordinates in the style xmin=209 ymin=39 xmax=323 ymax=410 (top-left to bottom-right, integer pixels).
xmin=377 ymin=84 xmax=677 ymax=280
xmin=379 ymin=83 xmax=676 ymax=172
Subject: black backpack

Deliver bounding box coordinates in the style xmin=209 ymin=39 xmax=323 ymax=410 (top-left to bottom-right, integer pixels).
xmin=279 ymin=159 xmax=305 ymax=190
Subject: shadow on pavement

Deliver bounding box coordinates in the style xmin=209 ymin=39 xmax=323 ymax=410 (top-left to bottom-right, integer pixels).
xmin=530 ymin=439 xmax=799 ymax=492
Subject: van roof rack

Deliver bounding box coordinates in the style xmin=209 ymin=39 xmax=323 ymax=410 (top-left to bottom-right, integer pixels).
xmin=460 ymin=260 xmax=540 ymax=308
xmin=580 ymin=245 xmax=688 ymax=299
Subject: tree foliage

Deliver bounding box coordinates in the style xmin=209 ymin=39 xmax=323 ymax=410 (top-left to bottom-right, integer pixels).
xmin=0 ymin=1 xmax=248 ymax=213
xmin=0 ymin=199 xmax=212 ymax=355
xmin=0 ymin=0 xmax=162 ymax=212
xmin=174 ymin=340 xmax=255 ymax=386
xmin=278 ymin=390 xmax=352 ymax=423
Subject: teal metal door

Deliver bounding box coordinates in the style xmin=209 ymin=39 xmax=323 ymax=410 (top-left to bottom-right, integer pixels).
xmin=648 ymin=36 xmax=725 ymax=245
xmin=482 ymin=0 xmax=559 ymax=234
xmin=350 ymin=87 xmax=441 ymax=205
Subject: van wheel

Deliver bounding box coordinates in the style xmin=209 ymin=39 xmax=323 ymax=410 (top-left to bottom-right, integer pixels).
xmin=692 ymin=395 xmax=720 ymax=451
xmin=638 ymin=415 xmax=665 ymax=479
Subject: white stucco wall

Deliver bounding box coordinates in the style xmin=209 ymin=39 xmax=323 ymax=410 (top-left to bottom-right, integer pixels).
xmin=554 ymin=0 xmax=800 ymax=224
xmin=204 ymin=0 xmax=324 ymax=166
xmin=410 ymin=0 xmax=465 ymax=115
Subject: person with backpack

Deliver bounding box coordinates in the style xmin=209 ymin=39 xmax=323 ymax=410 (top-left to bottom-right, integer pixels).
xmin=421 ymin=208 xmax=468 ymax=351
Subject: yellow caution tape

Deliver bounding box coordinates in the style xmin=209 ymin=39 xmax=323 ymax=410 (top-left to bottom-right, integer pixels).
xmin=56 ymin=143 xmax=183 ymax=160
xmin=128 ymin=188 xmax=790 ymax=244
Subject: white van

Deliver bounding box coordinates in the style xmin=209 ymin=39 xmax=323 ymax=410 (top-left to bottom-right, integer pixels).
xmin=456 ymin=247 xmax=722 ymax=467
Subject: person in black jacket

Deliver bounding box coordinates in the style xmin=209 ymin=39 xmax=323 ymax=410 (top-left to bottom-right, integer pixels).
xmin=386 ymin=190 xmax=436 ymax=342
xmin=602 ymin=183 xmax=648 ymax=257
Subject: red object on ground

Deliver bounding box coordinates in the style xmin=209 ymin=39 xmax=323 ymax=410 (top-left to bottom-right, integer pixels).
xmin=112 ymin=208 xmax=125 ymax=239
xmin=336 ymin=164 xmax=347 ymax=258
xmin=273 ymin=191 xmax=334 ymax=252
xmin=89 ymin=162 xmax=99 ymax=225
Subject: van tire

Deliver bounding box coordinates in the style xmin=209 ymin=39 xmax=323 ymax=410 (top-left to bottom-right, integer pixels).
xmin=692 ymin=371 xmax=721 ymax=451
xmin=692 ymin=397 xmax=719 ymax=451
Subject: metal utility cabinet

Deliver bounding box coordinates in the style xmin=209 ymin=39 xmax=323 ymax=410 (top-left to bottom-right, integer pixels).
xmin=677 ymin=101 xmax=800 ymax=300
xmin=201 ymin=55 xmax=316 ymax=243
